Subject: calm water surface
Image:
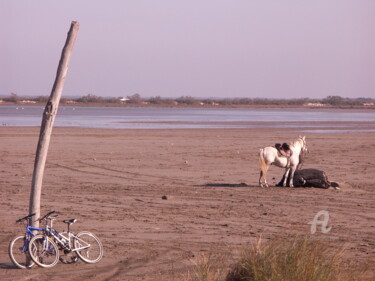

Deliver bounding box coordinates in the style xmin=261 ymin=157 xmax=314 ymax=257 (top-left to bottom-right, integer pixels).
xmin=1 ymin=106 xmax=375 ymax=132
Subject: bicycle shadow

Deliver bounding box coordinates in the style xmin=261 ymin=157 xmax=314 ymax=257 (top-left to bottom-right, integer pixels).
xmin=0 ymin=262 xmax=18 ymax=269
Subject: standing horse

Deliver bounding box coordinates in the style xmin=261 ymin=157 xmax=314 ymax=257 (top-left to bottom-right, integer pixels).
xmin=259 ymin=136 xmax=308 ymax=187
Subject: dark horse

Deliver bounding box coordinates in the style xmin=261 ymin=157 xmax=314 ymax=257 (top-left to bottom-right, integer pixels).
xmin=277 ymin=168 xmax=340 ymax=189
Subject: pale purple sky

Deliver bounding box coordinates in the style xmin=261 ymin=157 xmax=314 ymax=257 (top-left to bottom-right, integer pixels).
xmin=1 ymin=0 xmax=374 ymax=99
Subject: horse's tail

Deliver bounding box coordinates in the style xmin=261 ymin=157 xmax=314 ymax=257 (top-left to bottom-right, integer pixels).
xmin=259 ymin=148 xmax=267 ymax=178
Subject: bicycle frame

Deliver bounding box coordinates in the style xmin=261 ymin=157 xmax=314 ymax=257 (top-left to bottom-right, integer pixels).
xmin=22 ymin=225 xmax=46 ymax=251
xmin=41 ymin=217 xmax=90 ymax=253
xmin=48 ymin=228 xmax=91 ymax=252
xmin=26 ymin=226 xmax=46 ymax=237
xmin=26 ymin=212 xmax=103 ymax=265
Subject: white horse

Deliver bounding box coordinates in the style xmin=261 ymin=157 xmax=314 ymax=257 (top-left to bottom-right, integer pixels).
xmin=259 ymin=136 xmax=308 ymax=187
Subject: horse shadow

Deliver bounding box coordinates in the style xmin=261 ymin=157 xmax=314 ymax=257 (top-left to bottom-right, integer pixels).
xmin=194 ymin=183 xmax=259 ymax=188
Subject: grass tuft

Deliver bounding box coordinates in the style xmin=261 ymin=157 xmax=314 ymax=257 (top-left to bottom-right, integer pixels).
xmin=183 ymin=253 xmax=227 ymax=281
xmin=226 ymin=236 xmax=345 ymax=281
xmin=183 ymin=236 xmax=368 ymax=281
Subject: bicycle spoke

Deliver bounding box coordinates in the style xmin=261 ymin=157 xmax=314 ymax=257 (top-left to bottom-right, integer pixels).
xmin=74 ymin=232 xmax=103 ymax=263
xmin=9 ymin=236 xmax=34 ymax=269
xmin=29 ymin=235 xmax=59 ymax=268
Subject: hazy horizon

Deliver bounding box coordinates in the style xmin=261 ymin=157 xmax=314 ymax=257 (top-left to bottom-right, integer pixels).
xmin=0 ymin=93 xmax=373 ymax=101
xmin=1 ymin=1 xmax=374 ymax=99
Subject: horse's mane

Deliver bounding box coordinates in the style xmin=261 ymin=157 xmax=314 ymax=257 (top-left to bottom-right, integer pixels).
xmin=290 ymin=137 xmax=303 ymax=148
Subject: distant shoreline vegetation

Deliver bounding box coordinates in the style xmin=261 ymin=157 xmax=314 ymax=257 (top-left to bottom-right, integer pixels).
xmin=0 ymin=93 xmax=374 ymax=108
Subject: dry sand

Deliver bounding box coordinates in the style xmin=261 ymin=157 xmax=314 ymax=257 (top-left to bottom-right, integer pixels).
xmin=0 ymin=126 xmax=374 ymax=280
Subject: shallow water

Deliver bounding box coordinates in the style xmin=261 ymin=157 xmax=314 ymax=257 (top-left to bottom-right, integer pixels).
xmin=1 ymin=106 xmax=374 ymax=132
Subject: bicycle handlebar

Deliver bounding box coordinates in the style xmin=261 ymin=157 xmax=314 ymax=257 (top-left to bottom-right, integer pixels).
xmin=37 ymin=210 xmax=60 ymax=222
xmin=16 ymin=213 xmax=36 ymax=223
xmin=16 ymin=211 xmax=62 ymax=224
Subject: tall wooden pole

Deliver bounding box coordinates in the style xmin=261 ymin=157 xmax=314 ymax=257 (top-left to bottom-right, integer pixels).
xmin=29 ymin=21 xmax=79 ymax=226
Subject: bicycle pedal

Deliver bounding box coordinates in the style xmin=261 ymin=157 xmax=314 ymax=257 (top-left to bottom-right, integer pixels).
xmin=59 ymin=255 xmax=78 ymax=264
xmin=59 ymin=257 xmax=68 ymax=264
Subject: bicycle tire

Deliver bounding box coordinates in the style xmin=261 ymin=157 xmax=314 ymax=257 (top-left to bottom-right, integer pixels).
xmin=74 ymin=231 xmax=103 ymax=263
xmin=28 ymin=235 xmax=60 ymax=268
xmin=9 ymin=235 xmax=35 ymax=269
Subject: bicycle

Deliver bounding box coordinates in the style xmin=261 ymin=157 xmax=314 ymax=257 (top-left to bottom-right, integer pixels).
xmin=8 ymin=212 xmax=58 ymax=269
xmin=28 ymin=211 xmax=103 ymax=268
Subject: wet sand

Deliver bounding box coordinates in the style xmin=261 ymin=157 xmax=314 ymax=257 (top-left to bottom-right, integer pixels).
xmin=0 ymin=126 xmax=374 ymax=280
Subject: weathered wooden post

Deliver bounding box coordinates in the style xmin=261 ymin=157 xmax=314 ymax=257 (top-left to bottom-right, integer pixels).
xmin=28 ymin=21 xmax=79 ymax=226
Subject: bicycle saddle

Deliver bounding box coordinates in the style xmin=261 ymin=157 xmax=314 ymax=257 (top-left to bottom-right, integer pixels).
xmin=63 ymin=219 xmax=77 ymax=224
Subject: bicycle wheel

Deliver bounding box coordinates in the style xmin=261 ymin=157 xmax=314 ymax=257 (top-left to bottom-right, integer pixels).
xmin=9 ymin=235 xmax=35 ymax=269
xmin=28 ymin=235 xmax=59 ymax=268
xmin=74 ymin=231 xmax=103 ymax=263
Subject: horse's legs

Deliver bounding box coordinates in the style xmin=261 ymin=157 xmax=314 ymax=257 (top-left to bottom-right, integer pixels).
xmin=283 ymin=168 xmax=290 ymax=187
xmin=258 ymin=171 xmax=263 ymax=187
xmin=288 ymin=166 xmax=296 ymax=187
xmin=259 ymin=149 xmax=270 ymax=187
xmin=259 ymin=165 xmax=270 ymax=187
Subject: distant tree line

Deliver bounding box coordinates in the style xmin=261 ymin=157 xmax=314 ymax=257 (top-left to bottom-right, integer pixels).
xmin=1 ymin=93 xmax=374 ymax=107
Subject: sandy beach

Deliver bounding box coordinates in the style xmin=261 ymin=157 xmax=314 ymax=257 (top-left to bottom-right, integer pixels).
xmin=1 ymin=126 xmax=374 ymax=280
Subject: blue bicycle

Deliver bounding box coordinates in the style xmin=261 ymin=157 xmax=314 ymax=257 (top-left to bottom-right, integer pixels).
xmin=8 ymin=211 xmax=58 ymax=269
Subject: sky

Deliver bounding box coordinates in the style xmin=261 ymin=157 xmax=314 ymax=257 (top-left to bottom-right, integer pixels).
xmin=1 ymin=0 xmax=374 ymax=99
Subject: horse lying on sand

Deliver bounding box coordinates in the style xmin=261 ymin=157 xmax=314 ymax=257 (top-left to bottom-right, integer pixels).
xmin=277 ymin=168 xmax=340 ymax=190
xmin=259 ymin=136 xmax=308 ymax=187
